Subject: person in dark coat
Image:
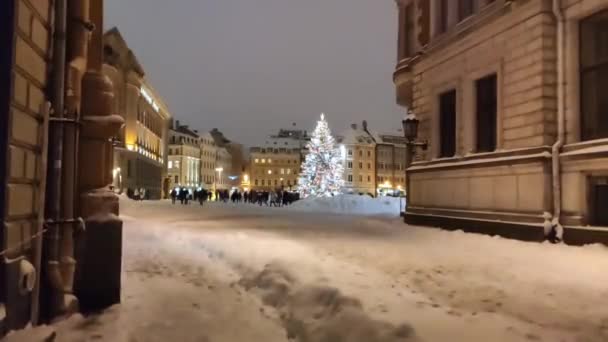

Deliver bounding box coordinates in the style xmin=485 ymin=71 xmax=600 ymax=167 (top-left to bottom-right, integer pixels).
xmin=170 ymin=188 xmax=178 ymax=204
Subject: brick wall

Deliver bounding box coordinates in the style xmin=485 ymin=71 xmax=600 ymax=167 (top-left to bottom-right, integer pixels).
xmin=2 ymin=0 xmax=52 ymax=330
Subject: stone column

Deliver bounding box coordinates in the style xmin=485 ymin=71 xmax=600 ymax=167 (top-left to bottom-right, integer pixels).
xmin=75 ymin=0 xmax=124 ymax=312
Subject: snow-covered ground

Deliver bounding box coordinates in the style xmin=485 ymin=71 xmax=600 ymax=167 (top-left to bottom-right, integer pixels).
xmin=290 ymin=194 xmax=405 ymax=217
xmin=7 ymin=198 xmax=608 ymax=341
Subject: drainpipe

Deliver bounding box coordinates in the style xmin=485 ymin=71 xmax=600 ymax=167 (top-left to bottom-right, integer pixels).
xmin=60 ymin=0 xmax=93 ymax=309
xmin=550 ymin=0 xmax=565 ymax=242
xmin=30 ymin=102 xmax=50 ymax=324
xmin=45 ymin=0 xmax=68 ymax=318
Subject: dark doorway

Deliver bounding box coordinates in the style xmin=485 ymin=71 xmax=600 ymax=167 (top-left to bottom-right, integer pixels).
xmin=439 ymin=89 xmax=457 ymax=158
xmin=476 ymin=74 xmax=498 ymax=152
xmin=593 ymin=182 xmax=608 ymax=226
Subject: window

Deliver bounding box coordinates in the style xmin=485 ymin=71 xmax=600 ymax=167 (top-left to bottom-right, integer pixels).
xmin=591 ymin=177 xmax=608 ymax=225
xmin=581 ymin=10 xmax=608 ymax=141
xmin=287 ymin=169 xmax=291 ymax=174
xmin=175 ymin=161 xmax=180 ymax=169
xmin=459 ymin=0 xmax=474 ymax=21
xmin=174 ymin=175 xmax=178 ymax=183
xmin=476 ymin=74 xmax=498 ymax=152
xmin=255 ymin=158 xmax=259 ymax=163
xmin=438 ymin=0 xmax=449 ymax=34
xmin=359 ymin=150 xmax=363 ymax=157
xmin=262 ymin=159 xmax=266 ymax=163
xmin=255 ymin=179 xmax=258 ymax=186
xmin=348 ymin=149 xmax=353 ymax=156
xmin=348 ymin=174 xmax=353 ymax=182
xmin=262 ymin=179 xmax=265 ymax=186
xmin=359 ymin=175 xmax=363 ymax=182
xmin=281 ymin=168 xmax=285 ymax=175
xmin=168 ymin=161 xmax=173 ymax=169
xmin=347 ymin=161 xmax=353 ymax=169
xmin=359 ymin=162 xmax=363 ymax=169
xmin=367 ymin=175 xmax=371 ymax=182
xmin=367 ymin=151 xmax=371 ymax=157
xmin=367 ymin=163 xmax=371 ymax=170
xmin=439 ymin=89 xmax=457 ymax=158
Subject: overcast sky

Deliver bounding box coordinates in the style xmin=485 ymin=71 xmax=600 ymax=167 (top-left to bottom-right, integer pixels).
xmin=105 ymin=0 xmax=404 ymax=147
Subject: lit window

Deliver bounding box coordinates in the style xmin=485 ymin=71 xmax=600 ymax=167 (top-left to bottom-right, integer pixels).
xmin=268 ymin=159 xmax=272 ymax=163
xmin=281 ymin=168 xmax=285 ymax=175
xmin=262 ymin=159 xmax=266 ymax=163
xmin=268 ymin=170 xmax=272 ymax=175
xmin=255 ymin=158 xmax=259 ymax=163
xmin=168 ymin=161 xmax=173 ymax=169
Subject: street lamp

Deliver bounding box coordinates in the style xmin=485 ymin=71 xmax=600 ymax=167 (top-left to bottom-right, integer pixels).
xmin=401 ymin=110 xmax=428 ymax=214
xmin=401 ymin=110 xmax=428 ymax=168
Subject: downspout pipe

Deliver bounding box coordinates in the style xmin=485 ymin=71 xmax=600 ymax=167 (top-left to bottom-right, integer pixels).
xmin=550 ymin=0 xmax=565 ymax=242
xmin=44 ymin=0 xmax=68 ymax=318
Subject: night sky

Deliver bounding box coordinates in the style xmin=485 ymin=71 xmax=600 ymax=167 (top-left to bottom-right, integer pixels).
xmin=105 ymin=0 xmax=404 ymax=147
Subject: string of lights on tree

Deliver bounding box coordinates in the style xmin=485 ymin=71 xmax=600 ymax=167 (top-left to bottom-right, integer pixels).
xmin=298 ymin=113 xmax=344 ymax=198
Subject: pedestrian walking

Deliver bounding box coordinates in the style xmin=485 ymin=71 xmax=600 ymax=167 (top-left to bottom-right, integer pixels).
xmin=170 ymin=188 xmax=177 ymax=204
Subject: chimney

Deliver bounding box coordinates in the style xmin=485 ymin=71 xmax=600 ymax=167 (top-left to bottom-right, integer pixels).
xmin=362 ymin=120 xmax=368 ymax=131
xmin=351 ymin=123 xmax=358 ymax=130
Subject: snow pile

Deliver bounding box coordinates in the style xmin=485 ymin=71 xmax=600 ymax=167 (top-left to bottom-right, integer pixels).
xmin=239 ymin=262 xmax=417 ymax=342
xmin=289 ymin=194 xmax=404 ymax=217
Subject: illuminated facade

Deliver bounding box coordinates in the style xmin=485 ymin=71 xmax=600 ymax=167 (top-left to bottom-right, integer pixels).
xmin=375 ymin=134 xmax=407 ymax=196
xmin=249 ymin=129 xmax=308 ymax=191
xmin=103 ymin=28 xmax=171 ymax=199
xmin=199 ymin=131 xmax=217 ymax=189
xmin=337 ymin=123 xmax=377 ymax=196
xmin=167 ymin=121 xmax=201 ymax=191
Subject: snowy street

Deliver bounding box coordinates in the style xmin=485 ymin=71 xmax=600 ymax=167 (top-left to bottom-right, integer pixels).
xmin=10 ymin=197 xmax=608 ymax=342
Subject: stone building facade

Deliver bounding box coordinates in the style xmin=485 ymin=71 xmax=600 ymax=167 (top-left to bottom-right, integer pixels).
xmin=103 ymin=28 xmax=172 ymax=200
xmin=249 ymin=128 xmax=308 ymax=191
xmin=337 ymin=124 xmax=377 ymax=196
xmin=167 ymin=122 xmax=202 ymax=192
xmin=375 ymin=134 xmax=408 ymax=196
xmin=393 ymin=0 xmax=608 ymax=243
xmin=215 ymin=147 xmax=232 ymax=191
xmin=199 ymin=131 xmax=217 ymax=190
xmin=250 ymin=147 xmax=301 ymax=191
xmin=0 ymin=0 xmax=52 ymax=332
xmin=1 ymin=0 xmax=123 ymax=335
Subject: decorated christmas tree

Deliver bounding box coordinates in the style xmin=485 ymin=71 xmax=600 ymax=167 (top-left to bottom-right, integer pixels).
xmin=298 ymin=113 xmax=344 ymax=198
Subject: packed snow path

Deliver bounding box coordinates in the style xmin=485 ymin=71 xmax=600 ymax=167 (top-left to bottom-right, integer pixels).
xmin=9 ymin=198 xmax=608 ymax=342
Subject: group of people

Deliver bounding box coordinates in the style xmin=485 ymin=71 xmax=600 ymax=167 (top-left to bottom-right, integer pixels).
xmin=126 ymin=187 xmax=148 ymax=201
xmin=170 ymin=187 xmax=232 ymax=205
xmin=168 ymin=187 xmax=300 ymax=207
xmin=244 ymin=190 xmax=299 ymax=207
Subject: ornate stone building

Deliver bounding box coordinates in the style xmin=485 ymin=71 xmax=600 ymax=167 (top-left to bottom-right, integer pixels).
xmin=394 ymin=0 xmax=608 ymax=243
xmin=103 ymin=28 xmax=172 ymax=199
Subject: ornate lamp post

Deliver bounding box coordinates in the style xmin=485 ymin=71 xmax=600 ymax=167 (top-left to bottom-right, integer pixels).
xmin=401 ymin=110 xmax=428 ymax=168
xmin=401 ymin=110 xmax=427 ymax=214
